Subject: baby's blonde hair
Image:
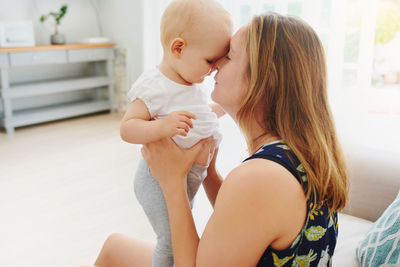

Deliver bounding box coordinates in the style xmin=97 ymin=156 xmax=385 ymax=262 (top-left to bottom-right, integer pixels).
xmin=160 ymin=0 xmax=231 ymax=48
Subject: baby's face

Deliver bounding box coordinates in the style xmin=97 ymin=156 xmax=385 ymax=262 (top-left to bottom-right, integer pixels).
xmin=177 ymin=28 xmax=231 ymax=84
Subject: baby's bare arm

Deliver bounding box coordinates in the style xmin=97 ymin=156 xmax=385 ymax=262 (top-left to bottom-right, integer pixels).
xmin=120 ymin=99 xmax=164 ymax=144
xmin=120 ymin=99 xmax=196 ymax=144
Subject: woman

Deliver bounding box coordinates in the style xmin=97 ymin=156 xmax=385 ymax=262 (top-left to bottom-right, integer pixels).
xmin=93 ymin=12 xmax=348 ymax=267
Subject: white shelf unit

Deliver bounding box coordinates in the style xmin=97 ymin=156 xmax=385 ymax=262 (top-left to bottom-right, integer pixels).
xmin=0 ymin=43 xmax=115 ymax=134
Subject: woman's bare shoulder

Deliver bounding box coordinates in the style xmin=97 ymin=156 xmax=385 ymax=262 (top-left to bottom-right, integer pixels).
xmin=196 ymin=158 xmax=306 ymax=266
xmin=221 ymin=157 xmax=304 ymax=196
xmin=219 ymin=158 xmax=307 ymax=223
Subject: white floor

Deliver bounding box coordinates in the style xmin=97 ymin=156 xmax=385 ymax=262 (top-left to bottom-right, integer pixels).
xmin=1 ymin=105 xmax=400 ymax=267
xmin=0 ymin=112 xmax=247 ymax=267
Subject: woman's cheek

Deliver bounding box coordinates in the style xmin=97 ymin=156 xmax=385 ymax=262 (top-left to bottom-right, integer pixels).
xmin=211 ymin=83 xmax=226 ymax=105
xmin=211 ymin=83 xmax=232 ymax=109
xmin=210 ymin=86 xmax=219 ymax=103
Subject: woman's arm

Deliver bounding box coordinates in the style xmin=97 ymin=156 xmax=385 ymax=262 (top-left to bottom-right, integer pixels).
xmin=202 ymin=147 xmax=223 ymax=207
xmin=164 ymin=181 xmax=200 ymax=266
xmin=141 ymin=137 xmax=214 ymax=266
xmin=142 ymin=138 xmax=307 ymax=267
xmin=202 ymin=172 xmax=223 ymax=208
xmin=120 ymin=99 xmax=196 ymax=144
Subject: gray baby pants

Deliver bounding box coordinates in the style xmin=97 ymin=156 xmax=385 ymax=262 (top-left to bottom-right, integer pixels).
xmin=134 ymin=158 xmax=207 ymax=267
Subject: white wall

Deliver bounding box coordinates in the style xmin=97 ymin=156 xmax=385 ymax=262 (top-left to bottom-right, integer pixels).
xmin=0 ymin=0 xmax=143 ymax=110
xmin=97 ymin=0 xmax=143 ymax=89
xmin=0 ymin=0 xmax=102 ymax=47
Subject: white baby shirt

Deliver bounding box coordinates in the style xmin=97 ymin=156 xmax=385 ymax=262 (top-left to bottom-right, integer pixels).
xmin=127 ymin=67 xmax=222 ymax=148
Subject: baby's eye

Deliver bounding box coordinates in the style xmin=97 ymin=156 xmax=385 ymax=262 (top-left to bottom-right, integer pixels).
xmin=225 ymin=55 xmax=231 ymax=60
xmin=206 ymin=59 xmax=214 ymax=64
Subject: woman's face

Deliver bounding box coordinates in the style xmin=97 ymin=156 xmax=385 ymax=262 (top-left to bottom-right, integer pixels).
xmin=211 ymin=27 xmax=249 ymax=119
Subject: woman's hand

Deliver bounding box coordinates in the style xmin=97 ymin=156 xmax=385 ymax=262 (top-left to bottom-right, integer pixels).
xmin=194 ymin=143 xmax=217 ymax=166
xmin=141 ymin=137 xmax=215 ymax=193
xmin=207 ymin=146 xmax=219 ymax=174
xmin=142 ymin=137 xmax=214 ymax=267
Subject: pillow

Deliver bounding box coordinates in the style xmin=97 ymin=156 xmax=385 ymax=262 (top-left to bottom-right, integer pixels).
xmin=357 ymin=190 xmax=400 ymax=266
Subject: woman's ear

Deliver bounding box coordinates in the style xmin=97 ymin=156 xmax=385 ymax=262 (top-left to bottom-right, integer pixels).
xmin=170 ymin=38 xmax=186 ymax=58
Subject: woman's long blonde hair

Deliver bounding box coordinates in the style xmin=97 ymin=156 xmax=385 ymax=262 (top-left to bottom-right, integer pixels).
xmin=237 ymin=12 xmax=348 ymax=212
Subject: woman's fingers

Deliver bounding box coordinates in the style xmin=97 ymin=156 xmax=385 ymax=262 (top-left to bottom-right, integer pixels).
xmin=141 ymin=136 xmax=216 ymax=192
xmin=190 ymin=137 xmax=215 ymax=163
xmin=141 ymin=137 xmax=175 ymax=161
xmin=208 ymin=147 xmax=219 ymax=171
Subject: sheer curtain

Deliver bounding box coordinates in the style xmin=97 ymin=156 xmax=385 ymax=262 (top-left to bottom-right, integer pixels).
xmin=142 ymin=0 xmax=169 ymax=70
xmin=141 ymin=0 xmax=376 ymax=97
xmin=142 ymin=0 xmax=400 ymax=136
xmin=141 ymin=0 xmax=394 ymax=104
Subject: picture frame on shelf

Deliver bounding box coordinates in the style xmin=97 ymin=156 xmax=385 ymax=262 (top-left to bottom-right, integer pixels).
xmin=0 ymin=21 xmax=35 ymax=48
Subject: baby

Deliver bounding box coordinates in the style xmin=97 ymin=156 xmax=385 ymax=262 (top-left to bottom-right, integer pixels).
xmin=120 ymin=0 xmax=232 ymax=266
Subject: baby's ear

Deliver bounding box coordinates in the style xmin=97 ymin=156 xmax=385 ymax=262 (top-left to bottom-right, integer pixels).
xmin=170 ymin=38 xmax=185 ymax=58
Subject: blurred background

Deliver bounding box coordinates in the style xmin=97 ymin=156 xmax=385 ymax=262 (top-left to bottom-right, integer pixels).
xmin=0 ymin=0 xmax=399 ymax=266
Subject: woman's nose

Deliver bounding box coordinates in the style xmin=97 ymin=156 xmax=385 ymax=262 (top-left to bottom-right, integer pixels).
xmin=214 ymin=57 xmax=225 ymax=70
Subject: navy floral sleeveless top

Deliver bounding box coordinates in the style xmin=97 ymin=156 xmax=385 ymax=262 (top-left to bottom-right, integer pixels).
xmin=243 ymin=140 xmax=338 ymax=267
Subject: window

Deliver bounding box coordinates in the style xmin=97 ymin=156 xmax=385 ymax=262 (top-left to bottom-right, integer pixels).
xmin=342 ymin=0 xmax=362 ymax=87
xmin=142 ymin=0 xmax=400 ymax=148
xmin=372 ymin=0 xmax=400 ymax=88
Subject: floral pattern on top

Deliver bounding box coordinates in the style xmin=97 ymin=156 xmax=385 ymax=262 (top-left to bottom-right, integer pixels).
xmin=243 ymin=141 xmax=338 ymax=267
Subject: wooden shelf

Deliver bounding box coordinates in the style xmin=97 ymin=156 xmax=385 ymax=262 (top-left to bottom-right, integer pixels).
xmin=4 ymin=100 xmax=111 ymax=128
xmin=0 ymin=45 xmax=115 ymax=133
xmin=5 ymin=76 xmax=112 ymax=99
xmin=0 ymin=43 xmax=116 ymax=53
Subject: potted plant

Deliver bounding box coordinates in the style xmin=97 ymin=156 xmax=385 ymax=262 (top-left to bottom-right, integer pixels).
xmin=40 ymin=5 xmax=68 ymax=45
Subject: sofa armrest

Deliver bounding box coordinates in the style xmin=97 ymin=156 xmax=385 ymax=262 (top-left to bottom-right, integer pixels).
xmin=342 ymin=144 xmax=400 ymax=221
xmin=333 ymin=213 xmax=373 ymax=267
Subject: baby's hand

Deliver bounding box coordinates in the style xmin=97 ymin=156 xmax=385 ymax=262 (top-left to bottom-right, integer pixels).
xmin=160 ymin=110 xmax=196 ymax=137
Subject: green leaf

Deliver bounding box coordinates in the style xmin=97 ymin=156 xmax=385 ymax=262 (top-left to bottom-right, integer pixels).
xmin=60 ymin=5 xmax=68 ymax=14
xmin=39 ymin=5 xmax=68 ymax=26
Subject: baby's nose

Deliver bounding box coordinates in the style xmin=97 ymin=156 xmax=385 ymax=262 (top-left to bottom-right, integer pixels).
xmin=212 ymin=64 xmax=219 ymax=72
xmin=207 ymin=66 xmax=216 ymax=76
